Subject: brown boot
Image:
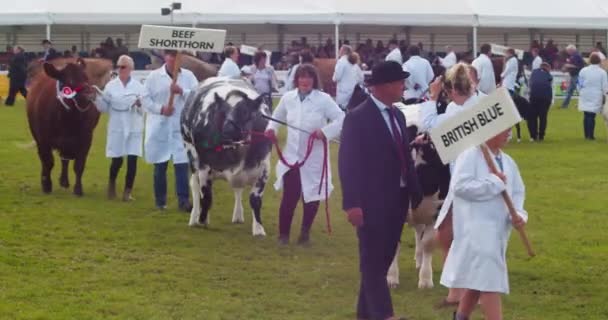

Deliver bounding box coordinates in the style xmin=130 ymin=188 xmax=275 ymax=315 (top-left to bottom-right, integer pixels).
xmin=107 ymin=180 xmax=117 ymax=199
xmin=122 ymin=188 xmax=134 ymax=202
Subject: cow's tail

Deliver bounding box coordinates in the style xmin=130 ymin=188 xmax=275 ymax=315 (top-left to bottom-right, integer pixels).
xmin=15 ymin=140 xmax=37 ymax=150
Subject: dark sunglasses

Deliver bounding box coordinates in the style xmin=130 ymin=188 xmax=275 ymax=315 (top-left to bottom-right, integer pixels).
xmin=117 ymin=65 xmax=128 ymax=70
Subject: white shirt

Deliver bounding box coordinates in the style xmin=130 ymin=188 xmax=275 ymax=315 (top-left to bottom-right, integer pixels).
xmin=501 ymin=57 xmax=519 ymax=91
xmin=218 ymin=58 xmax=241 ymax=78
xmin=285 ymin=63 xmax=299 ymax=91
xmin=267 ymin=89 xmax=344 ymax=202
xmin=472 ymin=53 xmax=496 ymax=94
xmin=440 ymin=51 xmax=457 ymax=70
xmin=333 ymin=55 xmax=364 ymax=107
xmin=386 ymin=47 xmax=403 ymax=64
xmin=402 ymin=55 xmax=434 ymax=100
xmin=95 ymin=77 xmax=145 ymax=157
xmin=531 ymin=56 xmax=542 ymax=70
xmin=577 ymin=64 xmax=608 ymax=114
xmin=142 ymin=65 xmax=198 ymax=164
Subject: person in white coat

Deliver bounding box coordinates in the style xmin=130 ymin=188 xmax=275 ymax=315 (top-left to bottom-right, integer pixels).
xmin=333 ymin=45 xmax=364 ymax=110
xmin=500 ymin=48 xmax=519 ymax=96
xmin=442 ymin=129 xmax=528 ymax=320
xmin=264 ymin=64 xmax=344 ymax=245
xmin=217 ymin=46 xmax=240 ymax=78
xmin=419 ymin=63 xmax=480 ymax=308
xmin=385 ymin=39 xmax=403 ymax=64
xmin=531 ymin=48 xmax=543 ymax=70
xmin=142 ymin=50 xmax=198 ymax=211
xmin=285 ymin=52 xmax=300 ymax=92
xmin=96 ymin=55 xmax=145 ymax=201
xmin=472 ymin=44 xmax=496 ymax=95
xmin=402 ymin=45 xmax=434 ymax=101
xmin=439 ymin=45 xmax=457 ymax=70
xmin=577 ymin=53 xmax=608 ymax=140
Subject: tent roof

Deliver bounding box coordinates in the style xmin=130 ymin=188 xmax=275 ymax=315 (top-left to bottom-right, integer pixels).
xmin=0 ymin=0 xmax=607 ymax=28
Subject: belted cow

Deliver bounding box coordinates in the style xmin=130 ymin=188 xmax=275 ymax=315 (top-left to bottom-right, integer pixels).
xmin=181 ymin=78 xmax=272 ymax=236
xmin=26 ymin=58 xmax=112 ymax=195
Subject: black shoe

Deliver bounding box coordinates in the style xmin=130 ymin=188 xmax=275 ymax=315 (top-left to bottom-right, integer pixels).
xmin=297 ymin=233 xmax=310 ymax=246
xmin=178 ymin=202 xmax=192 ymax=213
xmin=278 ymin=235 xmax=289 ymax=246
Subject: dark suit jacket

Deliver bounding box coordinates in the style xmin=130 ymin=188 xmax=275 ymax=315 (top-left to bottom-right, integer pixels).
xmin=8 ymin=52 xmax=27 ymax=84
xmin=339 ymin=97 xmax=421 ymax=226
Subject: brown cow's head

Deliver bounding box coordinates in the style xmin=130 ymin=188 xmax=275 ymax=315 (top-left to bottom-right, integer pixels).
xmin=44 ymin=58 xmax=95 ymax=112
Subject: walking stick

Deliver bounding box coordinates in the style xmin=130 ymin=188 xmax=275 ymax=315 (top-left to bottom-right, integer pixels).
xmin=166 ymin=52 xmax=183 ymax=114
xmin=480 ymin=144 xmax=536 ymax=257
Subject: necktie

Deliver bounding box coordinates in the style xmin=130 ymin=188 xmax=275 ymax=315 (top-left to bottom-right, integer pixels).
xmin=495 ymin=155 xmax=504 ymax=172
xmin=386 ymin=107 xmax=408 ymax=178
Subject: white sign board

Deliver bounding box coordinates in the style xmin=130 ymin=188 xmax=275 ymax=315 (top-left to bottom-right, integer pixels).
xmin=429 ymin=88 xmax=522 ymax=164
xmin=491 ymin=43 xmax=524 ymax=60
xmin=240 ymin=44 xmax=258 ymax=56
xmin=138 ymin=25 xmax=226 ymax=53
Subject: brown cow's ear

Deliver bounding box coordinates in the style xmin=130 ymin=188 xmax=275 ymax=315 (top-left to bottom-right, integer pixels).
xmin=43 ymin=63 xmax=61 ymax=80
xmin=76 ymin=58 xmax=86 ymax=69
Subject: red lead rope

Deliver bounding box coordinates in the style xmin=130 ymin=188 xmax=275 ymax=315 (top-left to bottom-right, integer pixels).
xmin=249 ymin=131 xmax=332 ymax=235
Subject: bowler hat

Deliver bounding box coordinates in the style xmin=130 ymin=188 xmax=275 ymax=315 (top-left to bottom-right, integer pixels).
xmin=367 ymin=61 xmax=410 ymax=85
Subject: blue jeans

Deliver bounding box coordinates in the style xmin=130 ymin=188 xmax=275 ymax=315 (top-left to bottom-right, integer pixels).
xmin=583 ymin=112 xmax=596 ymax=139
xmin=153 ymin=161 xmax=190 ymax=208
xmin=561 ymin=75 xmax=578 ymax=108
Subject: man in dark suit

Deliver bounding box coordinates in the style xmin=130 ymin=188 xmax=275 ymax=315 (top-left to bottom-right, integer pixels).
xmin=339 ymin=61 xmax=422 ymax=320
xmin=5 ymin=46 xmax=28 ymax=106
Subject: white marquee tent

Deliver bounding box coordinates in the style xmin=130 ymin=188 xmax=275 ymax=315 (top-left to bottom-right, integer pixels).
xmin=2 ymin=0 xmax=608 ymax=55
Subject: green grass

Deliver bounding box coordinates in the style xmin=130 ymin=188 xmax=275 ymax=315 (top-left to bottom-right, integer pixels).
xmin=1 ymin=100 xmax=607 ymax=320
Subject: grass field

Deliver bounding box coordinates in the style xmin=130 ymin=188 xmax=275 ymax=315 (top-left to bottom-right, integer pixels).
xmin=1 ymin=99 xmax=607 ymax=320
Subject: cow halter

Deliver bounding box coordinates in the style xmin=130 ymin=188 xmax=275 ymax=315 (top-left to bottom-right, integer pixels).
xmin=56 ymin=80 xmax=93 ymax=113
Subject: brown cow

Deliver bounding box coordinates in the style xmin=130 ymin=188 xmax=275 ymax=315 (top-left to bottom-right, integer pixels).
xmin=312 ymin=58 xmax=337 ymax=97
xmin=26 ymin=58 xmax=113 ymax=196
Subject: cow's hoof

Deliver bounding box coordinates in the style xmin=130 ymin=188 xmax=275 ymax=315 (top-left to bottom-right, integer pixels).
xmin=232 ymin=218 xmax=245 ymax=224
xmin=60 ymin=177 xmax=69 ymax=189
xmin=41 ymin=177 xmax=52 ymax=194
xmin=252 ymin=223 xmax=266 ymax=237
xmin=418 ymin=279 xmax=434 ymax=289
xmin=73 ymin=186 xmax=83 ymax=197
xmin=387 ymin=278 xmax=399 ymax=289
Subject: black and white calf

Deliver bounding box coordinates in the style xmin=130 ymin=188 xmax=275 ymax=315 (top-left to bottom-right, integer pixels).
xmin=387 ymin=102 xmax=451 ymax=289
xmin=181 ymin=78 xmax=272 ymax=236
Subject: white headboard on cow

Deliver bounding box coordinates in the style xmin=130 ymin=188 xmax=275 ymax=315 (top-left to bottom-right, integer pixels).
xmin=199 ymin=77 xmax=261 ymax=108
xmin=394 ymin=102 xmax=422 ymax=131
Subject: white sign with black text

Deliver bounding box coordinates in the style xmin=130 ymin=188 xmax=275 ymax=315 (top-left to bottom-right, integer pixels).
xmin=429 ymin=88 xmax=522 ymax=164
xmin=138 ymin=25 xmax=226 ymax=52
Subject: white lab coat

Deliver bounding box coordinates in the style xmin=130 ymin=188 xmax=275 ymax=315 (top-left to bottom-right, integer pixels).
xmin=218 ymin=58 xmax=241 ymax=78
xmin=501 ymin=57 xmax=519 ymax=91
xmin=577 ymin=64 xmax=608 ymax=114
xmin=285 ymin=63 xmax=300 ymax=91
xmin=142 ymin=65 xmax=198 ymax=164
xmin=402 ymin=56 xmax=434 ymax=100
xmin=472 ymin=54 xmax=496 ymax=94
xmin=267 ymin=89 xmax=345 ymax=202
xmin=95 ymin=77 xmax=145 ymax=158
xmin=420 ymin=94 xmax=480 ymax=133
xmin=440 ymin=51 xmax=457 ymax=70
xmin=386 ymin=47 xmax=403 ymax=64
xmin=531 ymin=56 xmax=542 ymax=70
xmin=333 ymin=56 xmax=364 ymax=107
xmin=440 ymin=146 xmax=527 ymax=294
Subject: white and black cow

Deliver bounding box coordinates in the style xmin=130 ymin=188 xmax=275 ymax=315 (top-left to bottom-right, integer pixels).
xmin=181 ymin=77 xmax=272 ymax=236
xmin=388 ymin=101 xmax=451 ymax=289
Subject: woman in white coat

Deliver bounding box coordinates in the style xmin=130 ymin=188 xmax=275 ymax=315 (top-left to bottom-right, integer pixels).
xmin=333 ymin=45 xmax=364 ymax=110
xmin=265 ymin=64 xmax=345 ymax=245
xmin=577 ymin=53 xmax=608 ymax=140
xmin=442 ymin=129 xmax=527 ymax=320
xmin=95 ymin=55 xmax=145 ymax=201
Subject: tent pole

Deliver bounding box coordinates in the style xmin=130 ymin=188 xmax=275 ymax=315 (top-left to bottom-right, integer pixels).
xmin=334 ymin=22 xmax=339 ymax=59
xmin=46 ymin=24 xmax=51 ymax=41
xmin=473 ymin=25 xmax=478 ymax=57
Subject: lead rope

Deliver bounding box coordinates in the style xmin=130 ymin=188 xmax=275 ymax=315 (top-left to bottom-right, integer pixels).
xmin=248 ymin=131 xmax=332 ymax=235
